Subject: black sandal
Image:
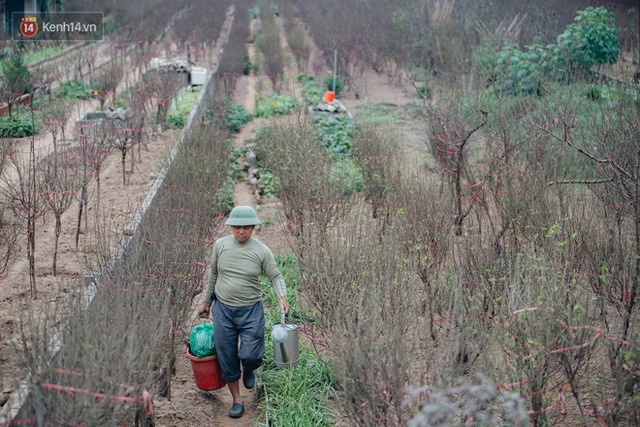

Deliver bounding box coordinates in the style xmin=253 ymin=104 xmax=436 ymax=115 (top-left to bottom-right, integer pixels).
xmin=229 ymin=402 xmax=244 ymax=418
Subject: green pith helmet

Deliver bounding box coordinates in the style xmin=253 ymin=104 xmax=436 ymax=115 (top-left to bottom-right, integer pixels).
xmin=225 ymin=205 xmax=263 ymax=226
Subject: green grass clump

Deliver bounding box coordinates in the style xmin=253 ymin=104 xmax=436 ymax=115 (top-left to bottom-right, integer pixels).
xmin=259 ymin=355 xmax=337 ymax=427
xmin=254 ymin=93 xmax=297 ymax=118
xmin=259 ymin=254 xmax=337 ymax=426
xmin=330 ymin=157 xmax=365 ymax=196
xmin=57 ymin=79 xmax=95 ymax=100
xmin=167 ymin=88 xmax=200 ymax=129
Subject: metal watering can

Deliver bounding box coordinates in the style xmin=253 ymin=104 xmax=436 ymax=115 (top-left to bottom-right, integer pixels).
xmin=270 ymin=312 xmax=299 ymax=368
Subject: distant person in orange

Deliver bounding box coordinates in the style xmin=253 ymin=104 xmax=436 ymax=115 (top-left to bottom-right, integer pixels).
xmin=198 ymin=205 xmax=290 ymax=418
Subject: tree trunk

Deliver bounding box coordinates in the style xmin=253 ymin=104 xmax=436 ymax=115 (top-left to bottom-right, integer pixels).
xmin=122 ymin=150 xmax=127 ymax=185
xmin=75 ymin=185 xmax=87 ymax=252
xmin=53 ymin=215 xmax=61 ymax=276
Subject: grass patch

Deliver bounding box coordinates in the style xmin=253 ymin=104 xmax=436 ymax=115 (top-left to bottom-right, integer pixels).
xmin=258 ymin=355 xmax=336 ymax=427
xmin=57 ymin=79 xmax=95 ymax=100
xmin=259 ymin=254 xmax=337 ymax=426
xmin=23 ymin=44 xmax=68 ymax=64
xmin=0 ymin=45 xmax=68 ymax=73
xmin=254 ymin=93 xmax=297 ymax=118
xmin=167 ymin=87 xmax=200 ymax=129
xmin=353 ymin=102 xmax=400 ymax=124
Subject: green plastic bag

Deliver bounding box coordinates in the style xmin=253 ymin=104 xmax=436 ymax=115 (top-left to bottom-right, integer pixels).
xmin=189 ymin=322 xmax=216 ymax=358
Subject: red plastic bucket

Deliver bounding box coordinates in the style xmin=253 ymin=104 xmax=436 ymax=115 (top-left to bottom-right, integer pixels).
xmin=323 ymin=90 xmax=335 ymax=102
xmin=186 ymin=350 xmax=227 ymax=390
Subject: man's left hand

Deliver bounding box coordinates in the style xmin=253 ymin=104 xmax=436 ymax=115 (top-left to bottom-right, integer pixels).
xmin=278 ymin=296 xmax=290 ymax=315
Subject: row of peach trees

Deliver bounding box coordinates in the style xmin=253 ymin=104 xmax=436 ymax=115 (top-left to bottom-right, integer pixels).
xmin=13 ymin=114 xmax=235 ymax=426
xmin=246 ymin=8 xmax=639 ymax=427
xmin=0 ymin=33 xmax=196 ymax=299
xmin=254 ymin=91 xmax=640 ymax=426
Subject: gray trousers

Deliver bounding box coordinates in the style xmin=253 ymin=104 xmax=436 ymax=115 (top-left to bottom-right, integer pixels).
xmin=212 ymin=300 xmax=265 ymax=382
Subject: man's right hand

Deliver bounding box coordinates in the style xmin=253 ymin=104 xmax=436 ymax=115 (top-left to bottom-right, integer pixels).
xmin=197 ymin=302 xmax=211 ymax=318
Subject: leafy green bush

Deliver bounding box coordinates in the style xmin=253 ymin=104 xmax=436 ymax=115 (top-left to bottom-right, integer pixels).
xmin=472 ymin=39 xmax=502 ymax=85
xmin=313 ymin=114 xmax=355 ymax=157
xmin=250 ymin=3 xmax=259 ymax=19
xmin=257 ymin=169 xmax=279 ymax=198
xmin=493 ymin=7 xmax=619 ymax=96
xmin=0 ymin=114 xmax=42 ymax=137
xmin=553 ymin=7 xmax=619 ymax=77
xmin=494 ymin=43 xmax=550 ymax=96
xmin=323 ymin=75 xmax=343 ymax=97
xmin=254 ymin=93 xmax=296 ymax=117
xmin=227 ymin=104 xmax=252 ymax=132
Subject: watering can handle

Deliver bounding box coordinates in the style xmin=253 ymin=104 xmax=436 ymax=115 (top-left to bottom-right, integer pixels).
xmin=280 ymin=312 xmax=286 ymax=325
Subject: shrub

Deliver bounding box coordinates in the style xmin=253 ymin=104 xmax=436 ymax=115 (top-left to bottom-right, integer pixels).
xmin=323 ymin=75 xmax=343 ymax=97
xmin=494 ymin=43 xmax=550 ymax=96
xmin=286 ymin=25 xmax=310 ymax=73
xmin=250 ymin=3 xmax=259 ymax=19
xmin=257 ymin=3 xmax=284 ymax=91
xmin=493 ymin=7 xmax=620 ymax=95
xmin=256 ymin=169 xmax=278 ymax=198
xmin=312 ymin=113 xmax=355 ymax=157
xmin=472 ymin=38 xmax=502 ymax=85
xmin=243 ymin=52 xmax=252 ymax=75
xmin=553 ymin=6 xmax=619 ymax=77
xmin=0 ymin=114 xmax=42 ymax=137
xmin=227 ymin=104 xmax=252 ymax=132
xmin=416 ymin=84 xmax=432 ymax=100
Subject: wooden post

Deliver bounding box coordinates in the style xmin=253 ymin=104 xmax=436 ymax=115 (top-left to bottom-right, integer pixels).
xmin=333 ymin=48 xmax=337 ymax=93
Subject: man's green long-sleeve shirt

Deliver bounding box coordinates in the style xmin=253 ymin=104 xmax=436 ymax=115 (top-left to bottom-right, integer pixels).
xmin=203 ymin=235 xmax=286 ymax=307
